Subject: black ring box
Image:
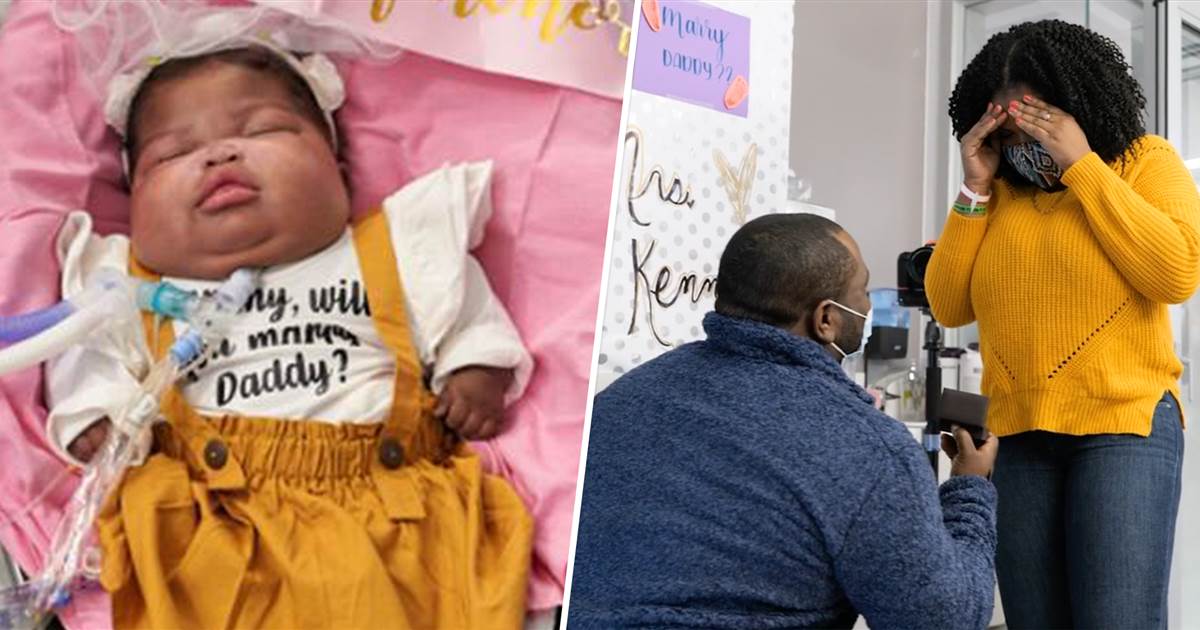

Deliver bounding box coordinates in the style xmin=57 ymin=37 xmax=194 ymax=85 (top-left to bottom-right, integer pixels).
xmin=937 ymin=388 xmax=989 ymax=446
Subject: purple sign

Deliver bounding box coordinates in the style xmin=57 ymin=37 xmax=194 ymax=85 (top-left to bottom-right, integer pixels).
xmin=632 ymin=0 xmax=751 ymax=117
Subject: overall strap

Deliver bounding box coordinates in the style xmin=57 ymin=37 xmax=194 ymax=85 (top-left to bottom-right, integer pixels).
xmin=351 ymin=210 xmax=427 ymax=448
xmin=353 ymin=210 xmax=433 ymax=522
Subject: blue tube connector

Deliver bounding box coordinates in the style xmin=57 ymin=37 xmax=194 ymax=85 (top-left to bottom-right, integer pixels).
xmin=136 ymin=282 xmax=197 ymax=322
xmin=169 ymin=330 xmax=205 ymax=367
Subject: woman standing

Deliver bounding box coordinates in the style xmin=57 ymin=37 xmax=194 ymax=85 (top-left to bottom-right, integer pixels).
xmin=926 ymin=19 xmax=1199 ymax=629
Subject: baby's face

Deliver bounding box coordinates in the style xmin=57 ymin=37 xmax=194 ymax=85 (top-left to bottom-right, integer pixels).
xmin=128 ymin=61 xmax=350 ymax=279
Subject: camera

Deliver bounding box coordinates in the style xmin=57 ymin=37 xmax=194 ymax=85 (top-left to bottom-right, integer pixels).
xmin=897 ymin=245 xmax=934 ymax=309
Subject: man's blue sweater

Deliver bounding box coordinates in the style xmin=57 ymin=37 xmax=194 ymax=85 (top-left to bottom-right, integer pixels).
xmin=569 ymin=313 xmax=997 ymax=629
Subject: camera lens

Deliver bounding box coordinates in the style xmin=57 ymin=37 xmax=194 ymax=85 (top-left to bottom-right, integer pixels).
xmin=907 ymin=246 xmax=934 ymax=284
xmin=897 ymin=245 xmax=935 ymax=309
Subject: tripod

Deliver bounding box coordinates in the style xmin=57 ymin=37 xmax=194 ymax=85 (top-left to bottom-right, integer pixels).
xmin=921 ymin=308 xmax=943 ymax=475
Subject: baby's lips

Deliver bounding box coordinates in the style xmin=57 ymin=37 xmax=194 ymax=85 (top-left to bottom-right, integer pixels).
xmin=724 ymin=75 xmax=749 ymax=110
xmin=643 ymin=0 xmax=661 ymax=31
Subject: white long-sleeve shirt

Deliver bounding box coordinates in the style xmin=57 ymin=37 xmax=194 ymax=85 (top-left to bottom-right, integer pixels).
xmin=45 ymin=161 xmax=532 ymax=464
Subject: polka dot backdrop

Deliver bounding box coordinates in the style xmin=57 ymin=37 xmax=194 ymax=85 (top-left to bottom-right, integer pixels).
xmin=597 ymin=0 xmax=794 ymax=384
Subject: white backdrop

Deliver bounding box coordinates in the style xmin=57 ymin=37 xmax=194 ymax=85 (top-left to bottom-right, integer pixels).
xmin=594 ymin=0 xmax=794 ymax=389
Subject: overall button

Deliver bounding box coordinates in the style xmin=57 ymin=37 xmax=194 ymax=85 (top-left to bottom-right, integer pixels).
xmin=379 ymin=438 xmax=405 ymax=470
xmin=204 ymin=439 xmax=228 ymax=470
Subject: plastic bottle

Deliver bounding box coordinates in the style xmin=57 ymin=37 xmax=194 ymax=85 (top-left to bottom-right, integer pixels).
xmin=874 ymin=360 xmax=926 ymax=423
xmin=939 ymin=348 xmax=965 ymax=391
xmin=900 ymin=360 xmax=926 ymax=423
xmin=961 ymin=343 xmax=983 ymax=394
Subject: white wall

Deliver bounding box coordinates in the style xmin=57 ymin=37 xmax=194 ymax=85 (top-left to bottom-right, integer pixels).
xmin=790 ymin=0 xmax=928 ymax=301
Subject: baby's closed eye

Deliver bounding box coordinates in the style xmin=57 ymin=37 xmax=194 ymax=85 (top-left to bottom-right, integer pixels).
xmin=243 ymin=111 xmax=301 ymax=137
xmin=145 ymin=137 xmax=198 ymax=165
xmin=245 ymin=123 xmax=294 ymax=137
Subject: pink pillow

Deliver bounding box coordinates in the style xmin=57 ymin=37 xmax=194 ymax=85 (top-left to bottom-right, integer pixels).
xmin=0 ymin=0 xmax=616 ymax=623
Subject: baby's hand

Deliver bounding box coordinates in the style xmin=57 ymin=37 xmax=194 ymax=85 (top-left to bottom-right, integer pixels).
xmin=67 ymin=418 xmax=112 ymax=463
xmin=435 ymin=366 xmax=513 ymax=440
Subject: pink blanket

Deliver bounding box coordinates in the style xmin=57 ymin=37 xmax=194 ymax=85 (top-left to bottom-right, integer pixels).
xmin=0 ymin=1 xmax=615 ymax=624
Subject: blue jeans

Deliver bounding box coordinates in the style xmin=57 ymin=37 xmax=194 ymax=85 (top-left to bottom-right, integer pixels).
xmin=993 ymin=392 xmax=1184 ymax=629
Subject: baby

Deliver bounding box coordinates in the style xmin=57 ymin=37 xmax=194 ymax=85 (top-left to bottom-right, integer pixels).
xmin=45 ymin=44 xmax=534 ymax=629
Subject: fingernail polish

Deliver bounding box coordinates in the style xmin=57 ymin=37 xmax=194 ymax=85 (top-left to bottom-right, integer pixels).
xmin=1023 ymin=94 xmax=1033 ymax=102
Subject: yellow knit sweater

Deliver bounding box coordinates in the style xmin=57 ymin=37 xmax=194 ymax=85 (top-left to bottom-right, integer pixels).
xmin=926 ymin=135 xmax=1200 ymax=437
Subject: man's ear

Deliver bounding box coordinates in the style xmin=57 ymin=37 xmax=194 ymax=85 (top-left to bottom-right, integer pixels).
xmin=811 ymin=300 xmax=839 ymax=344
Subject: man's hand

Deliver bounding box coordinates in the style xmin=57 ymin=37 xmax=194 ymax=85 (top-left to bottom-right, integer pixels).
xmin=435 ymin=366 xmax=513 ymax=440
xmin=941 ymin=425 xmax=999 ymax=479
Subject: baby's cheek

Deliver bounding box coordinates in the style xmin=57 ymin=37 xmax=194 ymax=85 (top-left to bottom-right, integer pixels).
xmin=130 ymin=221 xmax=187 ymax=275
xmin=130 ymin=186 xmax=188 ymax=271
xmin=270 ymin=152 xmax=351 ymax=239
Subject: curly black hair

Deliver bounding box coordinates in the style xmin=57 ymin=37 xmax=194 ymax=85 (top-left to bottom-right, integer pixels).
xmin=948 ymin=19 xmax=1146 ymax=185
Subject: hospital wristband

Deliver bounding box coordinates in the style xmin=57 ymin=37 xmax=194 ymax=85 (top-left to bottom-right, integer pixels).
xmin=952 ymin=201 xmax=986 ymax=216
xmin=959 ymin=182 xmax=991 ymax=211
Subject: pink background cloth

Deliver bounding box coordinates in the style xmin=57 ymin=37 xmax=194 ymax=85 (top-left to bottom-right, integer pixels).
xmin=0 ymin=1 xmax=617 ymax=624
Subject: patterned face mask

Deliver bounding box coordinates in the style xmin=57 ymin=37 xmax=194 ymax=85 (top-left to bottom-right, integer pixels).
xmin=1003 ymin=141 xmax=1063 ymax=190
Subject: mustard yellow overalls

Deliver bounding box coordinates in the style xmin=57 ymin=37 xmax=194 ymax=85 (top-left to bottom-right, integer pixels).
xmin=97 ymin=210 xmax=533 ymax=628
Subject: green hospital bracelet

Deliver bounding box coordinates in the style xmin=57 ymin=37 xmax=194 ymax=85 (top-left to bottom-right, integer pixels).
xmin=952 ymin=202 xmax=986 ymax=216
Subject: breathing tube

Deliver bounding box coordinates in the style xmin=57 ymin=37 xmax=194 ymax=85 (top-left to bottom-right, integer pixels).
xmin=0 ymin=270 xmax=257 ymax=377
xmin=0 ymin=269 xmax=259 ymax=629
xmin=0 ymin=302 xmax=76 ymax=344
xmin=0 ymin=271 xmax=130 ymax=377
